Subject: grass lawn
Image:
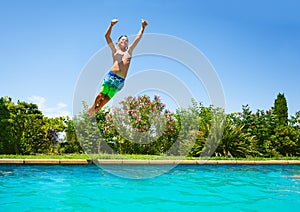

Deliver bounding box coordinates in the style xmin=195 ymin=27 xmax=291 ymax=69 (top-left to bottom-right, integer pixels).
xmin=0 ymin=154 xmax=300 ymax=160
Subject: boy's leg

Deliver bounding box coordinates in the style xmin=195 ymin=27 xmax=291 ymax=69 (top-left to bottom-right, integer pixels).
xmin=87 ymin=92 xmax=106 ymax=114
xmin=93 ymin=94 xmax=111 ymax=114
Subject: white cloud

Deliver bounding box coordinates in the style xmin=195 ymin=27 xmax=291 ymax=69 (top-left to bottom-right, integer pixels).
xmin=28 ymin=95 xmax=71 ymax=118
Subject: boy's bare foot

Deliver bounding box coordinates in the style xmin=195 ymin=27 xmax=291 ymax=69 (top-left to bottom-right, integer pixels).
xmin=87 ymin=105 xmax=95 ymax=114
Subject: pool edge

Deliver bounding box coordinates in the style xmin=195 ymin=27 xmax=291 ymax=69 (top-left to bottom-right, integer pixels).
xmin=0 ymin=159 xmax=300 ymax=165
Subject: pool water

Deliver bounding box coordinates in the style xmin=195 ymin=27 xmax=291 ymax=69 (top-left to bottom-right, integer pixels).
xmin=1 ymin=164 xmax=300 ymax=211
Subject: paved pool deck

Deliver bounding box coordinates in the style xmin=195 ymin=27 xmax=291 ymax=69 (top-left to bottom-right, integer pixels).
xmin=1 ymin=159 xmax=300 ymax=165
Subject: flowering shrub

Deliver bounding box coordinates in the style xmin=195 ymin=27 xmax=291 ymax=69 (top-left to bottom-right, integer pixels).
xmin=102 ymin=95 xmax=178 ymax=154
xmin=79 ymin=98 xmax=300 ymax=157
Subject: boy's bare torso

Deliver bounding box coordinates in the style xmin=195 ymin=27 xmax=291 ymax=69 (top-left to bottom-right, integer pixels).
xmin=111 ymin=49 xmax=132 ymax=78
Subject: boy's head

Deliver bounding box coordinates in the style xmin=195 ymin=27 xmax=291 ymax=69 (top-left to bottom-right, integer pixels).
xmin=117 ymin=35 xmax=128 ymax=50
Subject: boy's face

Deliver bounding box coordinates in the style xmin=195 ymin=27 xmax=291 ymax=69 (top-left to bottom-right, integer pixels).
xmin=118 ymin=36 xmax=128 ymax=49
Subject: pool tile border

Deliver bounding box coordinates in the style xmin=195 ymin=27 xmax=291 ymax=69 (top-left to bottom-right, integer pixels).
xmin=0 ymin=159 xmax=92 ymax=165
xmin=1 ymin=159 xmax=300 ymax=165
xmin=60 ymin=159 xmax=90 ymax=164
xmin=0 ymin=159 xmax=24 ymax=164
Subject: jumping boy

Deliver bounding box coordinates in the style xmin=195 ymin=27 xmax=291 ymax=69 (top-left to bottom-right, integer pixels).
xmin=87 ymin=19 xmax=148 ymax=114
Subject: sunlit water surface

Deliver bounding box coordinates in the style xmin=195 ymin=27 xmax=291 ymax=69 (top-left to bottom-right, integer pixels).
xmin=1 ymin=164 xmax=300 ymax=211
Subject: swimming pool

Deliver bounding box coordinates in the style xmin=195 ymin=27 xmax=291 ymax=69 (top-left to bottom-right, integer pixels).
xmin=1 ymin=164 xmax=300 ymax=211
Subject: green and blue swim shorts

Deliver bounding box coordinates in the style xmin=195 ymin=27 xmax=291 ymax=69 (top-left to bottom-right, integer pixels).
xmin=100 ymin=71 xmax=125 ymax=98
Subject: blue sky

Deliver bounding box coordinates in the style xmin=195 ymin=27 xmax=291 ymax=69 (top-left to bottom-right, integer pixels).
xmin=0 ymin=0 xmax=299 ymax=117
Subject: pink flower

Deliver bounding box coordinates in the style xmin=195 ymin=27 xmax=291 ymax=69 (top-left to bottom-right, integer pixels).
xmin=136 ymin=119 xmax=141 ymax=123
xmin=168 ymin=126 xmax=173 ymax=130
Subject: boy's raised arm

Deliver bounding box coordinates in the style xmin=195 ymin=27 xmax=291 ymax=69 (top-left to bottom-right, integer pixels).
xmin=105 ymin=19 xmax=118 ymax=53
xmin=128 ymin=19 xmax=148 ymax=53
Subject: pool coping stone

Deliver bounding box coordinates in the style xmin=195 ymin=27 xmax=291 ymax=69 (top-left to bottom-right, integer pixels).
xmin=1 ymin=159 xmax=300 ymax=165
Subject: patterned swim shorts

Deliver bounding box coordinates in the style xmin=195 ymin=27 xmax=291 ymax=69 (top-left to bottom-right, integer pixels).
xmin=100 ymin=71 xmax=125 ymax=98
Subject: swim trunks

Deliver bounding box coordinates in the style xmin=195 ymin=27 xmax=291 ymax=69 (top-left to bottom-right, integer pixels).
xmin=100 ymin=71 xmax=125 ymax=98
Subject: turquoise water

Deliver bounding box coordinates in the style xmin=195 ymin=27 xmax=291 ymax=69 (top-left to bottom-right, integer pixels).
xmin=1 ymin=164 xmax=300 ymax=211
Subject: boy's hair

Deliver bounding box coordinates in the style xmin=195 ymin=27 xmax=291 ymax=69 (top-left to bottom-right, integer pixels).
xmin=118 ymin=35 xmax=128 ymax=41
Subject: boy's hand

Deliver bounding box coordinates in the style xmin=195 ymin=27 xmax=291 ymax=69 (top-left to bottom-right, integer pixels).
xmin=141 ymin=19 xmax=148 ymax=28
xmin=111 ymin=19 xmax=118 ymax=26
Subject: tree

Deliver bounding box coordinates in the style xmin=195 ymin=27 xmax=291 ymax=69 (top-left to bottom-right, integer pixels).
xmin=11 ymin=101 xmax=45 ymax=154
xmin=273 ymin=93 xmax=288 ymax=126
xmin=0 ymin=97 xmax=14 ymax=154
xmin=60 ymin=118 xmax=83 ymax=154
xmin=0 ymin=98 xmax=45 ymax=154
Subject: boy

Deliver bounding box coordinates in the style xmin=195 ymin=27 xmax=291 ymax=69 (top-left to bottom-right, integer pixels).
xmin=87 ymin=19 xmax=148 ymax=114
